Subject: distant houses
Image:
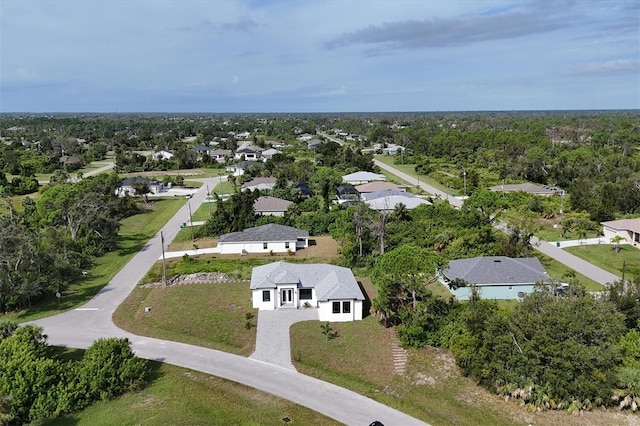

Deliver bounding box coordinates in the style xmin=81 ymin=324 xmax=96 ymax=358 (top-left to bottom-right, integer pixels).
xmin=254 ymin=196 xmax=293 ymax=217
xmin=116 ymin=177 xmax=164 ymax=197
xmin=342 ymin=171 xmax=386 ymax=185
xmin=217 ymin=224 xmax=309 ymax=254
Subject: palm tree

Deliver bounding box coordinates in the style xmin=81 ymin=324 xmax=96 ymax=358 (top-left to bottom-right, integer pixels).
xmin=611 ymin=235 xmax=627 ymax=253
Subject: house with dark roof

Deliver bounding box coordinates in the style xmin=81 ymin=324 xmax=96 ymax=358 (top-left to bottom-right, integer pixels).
xmin=234 ymin=142 xmax=263 ymax=161
xmin=438 ymin=256 xmax=550 ymax=301
xmin=336 ymin=185 xmax=360 ymax=204
xmin=250 ymin=261 xmax=365 ymax=321
xmin=307 ymin=139 xmax=324 ymax=150
xmin=254 ymin=196 xmax=293 ymax=216
xmin=116 ymin=176 xmax=164 ymax=197
xmin=293 ymin=181 xmax=313 ymax=199
xmin=601 ymin=218 xmax=640 ymax=246
xmin=217 ymin=224 xmax=309 ymax=254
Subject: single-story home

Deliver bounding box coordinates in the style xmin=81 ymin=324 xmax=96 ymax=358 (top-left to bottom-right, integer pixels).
xmin=254 ymin=196 xmax=293 ymax=216
xmin=307 ymin=139 xmax=324 ymax=150
xmin=438 ymin=256 xmax=550 ymax=301
xmin=363 ymin=190 xmax=430 ymax=212
xmin=261 ymin=148 xmax=282 ymax=161
xmin=116 ymin=177 xmax=164 ymax=197
xmin=234 ymin=142 xmax=263 ymax=161
xmin=294 ymin=181 xmax=313 ymax=199
xmin=217 ymin=224 xmax=309 ymax=254
xmin=192 ymin=144 xmax=211 ymax=157
xmin=209 ymin=149 xmax=232 ymax=163
xmin=151 ymin=150 xmax=174 ymax=161
xmin=342 ymin=171 xmax=386 ymax=185
xmin=297 ymin=133 xmax=314 ymax=142
xmin=355 ymin=181 xmax=406 ymax=194
xmin=241 ymin=177 xmax=277 ymax=192
xmin=336 ymin=185 xmax=360 ymax=204
xmin=235 ymin=131 xmax=251 ymax=139
xmin=382 ymin=144 xmax=405 ymax=156
xmin=59 ymin=155 xmax=82 ymax=167
xmin=489 ymin=183 xmax=565 ymax=196
xmin=250 ymin=261 xmax=365 ymax=322
xmin=226 ymin=161 xmax=263 ymax=177
xmin=263 ymin=139 xmax=288 ymax=148
xmin=601 ymin=219 xmax=640 ymax=246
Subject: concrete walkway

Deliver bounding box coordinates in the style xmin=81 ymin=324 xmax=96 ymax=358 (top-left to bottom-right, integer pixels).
xmin=250 ymin=308 xmax=319 ymax=370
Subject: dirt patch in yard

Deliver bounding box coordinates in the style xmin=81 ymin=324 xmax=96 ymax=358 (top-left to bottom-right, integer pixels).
xmin=141 ymin=272 xmax=231 ymax=288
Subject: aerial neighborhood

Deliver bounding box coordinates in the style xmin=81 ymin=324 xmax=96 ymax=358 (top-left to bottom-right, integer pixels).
xmin=1 ymin=112 xmax=640 ymax=424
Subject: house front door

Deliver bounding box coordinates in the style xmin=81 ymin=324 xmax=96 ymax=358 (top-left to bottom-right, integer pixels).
xmin=281 ymin=289 xmax=293 ymax=305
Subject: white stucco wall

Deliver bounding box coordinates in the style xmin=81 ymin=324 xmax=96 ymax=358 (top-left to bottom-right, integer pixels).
xmin=318 ymin=300 xmax=362 ymax=322
xmin=252 ymin=289 xmax=276 ymax=310
xmin=219 ymin=241 xmax=297 ymax=254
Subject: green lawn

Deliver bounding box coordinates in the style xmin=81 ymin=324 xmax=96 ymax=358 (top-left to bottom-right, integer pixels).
xmin=375 ymin=155 xmax=454 ymax=193
xmin=564 ymin=244 xmax=639 ymax=279
xmin=47 ymin=361 xmax=338 ymax=426
xmin=4 ymin=198 xmax=186 ymax=323
xmin=534 ymin=252 xmax=604 ymax=291
xmin=113 ymin=281 xmax=257 ymax=356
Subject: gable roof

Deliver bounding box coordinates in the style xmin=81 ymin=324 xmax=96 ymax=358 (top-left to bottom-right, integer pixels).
xmin=219 ymin=223 xmax=309 ymax=243
xmin=443 ymin=256 xmax=549 ymax=286
xmin=236 ymin=142 xmax=263 ymax=153
xmin=250 ymin=261 xmax=365 ymax=301
xmin=342 ymin=171 xmax=386 ymax=183
xmin=193 ymin=144 xmax=210 ymax=152
xmin=254 ymin=196 xmax=293 ymax=212
xmin=210 ymin=149 xmax=232 ymax=156
xmin=262 ymin=148 xmax=282 ymax=157
xmin=121 ymin=176 xmax=162 ymax=186
xmin=601 ymin=218 xmax=640 ymax=234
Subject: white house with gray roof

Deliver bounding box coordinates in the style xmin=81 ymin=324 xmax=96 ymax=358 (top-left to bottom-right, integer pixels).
xmin=250 ymin=261 xmax=365 ymax=322
xmin=217 ymin=224 xmax=309 ymax=254
xmin=254 ymin=196 xmax=292 ymax=216
xmin=439 ymin=256 xmax=550 ymax=301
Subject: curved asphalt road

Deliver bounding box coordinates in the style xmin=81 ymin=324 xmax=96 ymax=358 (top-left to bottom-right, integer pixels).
xmin=33 ymin=177 xmax=427 ymax=426
xmin=375 ymin=159 xmax=620 ymax=286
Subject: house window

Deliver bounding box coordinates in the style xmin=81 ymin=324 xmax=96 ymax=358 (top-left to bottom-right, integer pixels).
xmin=299 ymin=289 xmax=312 ymax=300
xmin=263 ymin=242 xmax=268 ymax=250
xmin=262 ymin=291 xmax=270 ymax=302
xmin=332 ymin=302 xmax=340 ymax=314
xmin=285 ymin=242 xmax=290 ymax=249
xmin=342 ymin=301 xmax=351 ymax=314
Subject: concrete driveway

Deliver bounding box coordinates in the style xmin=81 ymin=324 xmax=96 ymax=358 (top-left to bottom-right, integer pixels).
xmin=250 ymin=308 xmax=319 ymax=370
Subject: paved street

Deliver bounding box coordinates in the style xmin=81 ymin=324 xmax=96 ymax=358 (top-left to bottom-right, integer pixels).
xmin=33 ymin=177 xmax=428 ymax=426
xmin=376 ymin=160 xmax=620 ymax=286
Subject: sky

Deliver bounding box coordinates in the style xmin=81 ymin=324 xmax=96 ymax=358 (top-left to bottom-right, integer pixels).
xmin=1 ymin=0 xmax=639 ymax=113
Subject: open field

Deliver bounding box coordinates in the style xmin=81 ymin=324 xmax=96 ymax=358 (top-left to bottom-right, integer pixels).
xmin=4 ymin=198 xmax=185 ymax=322
xmin=48 ymin=361 xmax=338 ymax=426
xmin=113 ymin=281 xmax=257 ymax=356
xmin=564 ymin=244 xmax=640 ymax=279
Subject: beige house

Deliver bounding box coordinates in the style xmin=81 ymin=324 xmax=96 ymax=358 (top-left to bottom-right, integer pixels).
xmin=601 ymin=219 xmax=640 ymax=247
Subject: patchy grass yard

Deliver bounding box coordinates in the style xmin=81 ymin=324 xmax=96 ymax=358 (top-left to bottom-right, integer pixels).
xmin=113 ymin=281 xmax=257 ymax=356
xmin=48 ymin=361 xmax=338 ymax=426
xmin=5 ymin=198 xmax=185 ymax=323
xmin=564 ymin=244 xmax=639 ymax=279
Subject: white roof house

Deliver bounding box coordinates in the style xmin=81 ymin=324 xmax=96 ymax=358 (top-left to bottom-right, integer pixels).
xmin=151 ymin=150 xmax=174 ymax=161
xmin=342 ymin=171 xmax=386 ymax=185
xmin=217 ymin=224 xmax=309 ymax=254
xmin=234 ymin=142 xmax=263 ymax=161
xmin=489 ymin=183 xmax=565 ymax=196
xmin=439 ymin=256 xmax=550 ymax=301
xmin=261 ymin=148 xmax=282 ymax=161
xmin=250 ymin=261 xmax=365 ymax=322
xmin=362 ymin=190 xmax=430 ymax=212
xmin=241 ymin=177 xmax=277 ymax=192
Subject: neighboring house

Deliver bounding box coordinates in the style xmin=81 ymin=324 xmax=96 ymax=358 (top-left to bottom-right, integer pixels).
xmin=209 ymin=149 xmax=232 ymax=163
xmin=355 ymin=181 xmax=406 ymax=194
xmin=439 ymin=256 xmax=550 ymax=301
xmin=263 ymin=139 xmax=288 ymax=148
xmin=250 ymin=261 xmax=365 ymax=322
xmin=489 ymin=183 xmax=565 ymax=196
xmin=342 ymin=171 xmax=386 ymax=185
xmin=336 ymin=185 xmax=360 ymax=204
xmin=217 ymin=224 xmax=309 ymax=254
xmin=241 ymin=177 xmax=277 ymax=192
xmin=297 ymin=133 xmax=314 ymax=142
xmin=234 ymin=142 xmax=263 ymax=161
xmin=226 ymin=161 xmax=263 ymax=177
xmin=59 ymin=155 xmax=82 ymax=167
xmin=235 ymin=131 xmax=251 ymax=139
xmin=116 ymin=176 xmax=164 ymax=197
xmin=307 ymin=139 xmax=324 ymax=150
xmin=294 ymin=181 xmax=313 ymax=199
xmin=192 ymin=144 xmax=211 ymax=157
xmin=261 ymin=148 xmax=282 ymax=161
xmin=151 ymin=150 xmax=174 ymax=161
xmin=382 ymin=144 xmax=405 ymax=156
xmin=601 ymin=219 xmax=640 ymax=246
xmin=254 ymin=196 xmax=293 ymax=216
xmin=363 ymin=190 xmax=430 ymax=212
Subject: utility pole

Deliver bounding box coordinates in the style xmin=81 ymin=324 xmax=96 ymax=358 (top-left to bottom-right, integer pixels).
xmin=187 ymin=199 xmax=194 ymax=241
xmin=161 ymin=231 xmax=167 ymax=286
xmin=462 ymin=168 xmax=467 ymax=196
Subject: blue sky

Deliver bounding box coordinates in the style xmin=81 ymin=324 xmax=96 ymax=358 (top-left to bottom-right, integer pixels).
xmin=1 ymin=0 xmax=638 ymax=112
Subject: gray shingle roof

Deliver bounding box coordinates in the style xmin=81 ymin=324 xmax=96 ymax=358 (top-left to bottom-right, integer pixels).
xmin=250 ymin=261 xmax=365 ymax=301
xmin=443 ymin=256 xmax=549 ymax=286
xmin=219 ymin=224 xmax=308 ymax=243
xmin=254 ymin=196 xmax=293 ymax=212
